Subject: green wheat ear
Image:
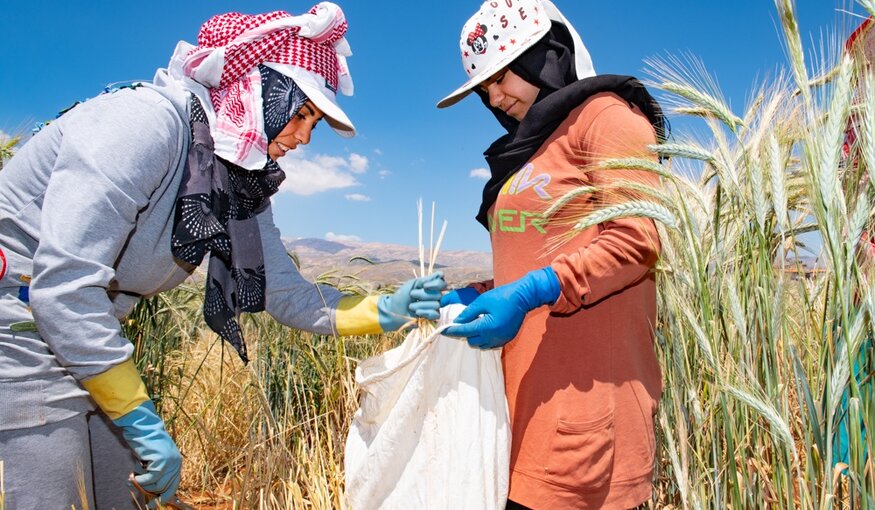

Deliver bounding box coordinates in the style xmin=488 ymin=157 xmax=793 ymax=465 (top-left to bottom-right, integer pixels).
xmin=571 ymin=200 xmax=678 ymax=231
xmin=0 ymin=134 xmax=21 ymax=171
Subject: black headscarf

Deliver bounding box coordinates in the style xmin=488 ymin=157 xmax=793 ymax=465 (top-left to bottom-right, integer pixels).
xmin=170 ymin=65 xmax=307 ymax=363
xmin=473 ymin=22 xmax=667 ymax=229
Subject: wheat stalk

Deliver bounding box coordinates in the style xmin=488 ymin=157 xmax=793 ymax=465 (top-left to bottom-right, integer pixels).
xmin=542 ymin=185 xmax=597 ymax=219
xmin=767 ymin=133 xmax=789 ymax=232
xmin=571 ymin=200 xmax=678 ymax=231
xmin=724 ymin=277 xmax=749 ymax=344
xmin=742 ymin=92 xmax=766 ymax=129
xmin=724 ymin=385 xmax=798 ymax=458
xmin=812 ymin=56 xmax=854 ymax=269
xmin=674 ymin=106 xmax=714 ymax=119
xmin=679 ymin=306 xmax=716 ymax=371
xmin=648 ymin=142 xmax=715 ymax=162
xmin=659 ymin=409 xmax=690 ymax=508
xmin=604 ymin=179 xmax=675 ymax=206
xmin=826 ymin=309 xmax=868 ymax=427
xmin=429 ymin=220 xmax=447 ymax=275
xmin=848 ymin=192 xmax=870 ymax=256
xmin=659 ymin=81 xmax=744 ymax=132
xmin=817 ymin=55 xmax=853 ymax=216
xmin=417 ymin=199 xmax=425 ymax=278
xmin=646 ymin=52 xmax=743 ymax=133
xmin=748 ymin=144 xmax=769 ymax=230
xmin=597 ymin=157 xmax=673 ymax=178
xmin=776 ymin=0 xmax=812 ymax=108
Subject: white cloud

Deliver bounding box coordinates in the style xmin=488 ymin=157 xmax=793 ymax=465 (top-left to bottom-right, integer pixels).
xmin=278 ymin=148 xmax=364 ymax=195
xmin=348 ymin=153 xmax=369 ymax=173
xmin=326 ymin=232 xmax=362 ymax=243
xmin=345 ymin=193 xmax=371 ymax=202
xmin=373 ymin=148 xmax=383 ymax=156
xmin=469 ymin=167 xmax=491 ymax=179
xmin=378 ymin=169 xmax=391 ymax=179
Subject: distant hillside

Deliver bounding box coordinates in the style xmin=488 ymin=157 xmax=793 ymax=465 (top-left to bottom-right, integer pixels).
xmin=283 ymin=238 xmax=492 ymax=289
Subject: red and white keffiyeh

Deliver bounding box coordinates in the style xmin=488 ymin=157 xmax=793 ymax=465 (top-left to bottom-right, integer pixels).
xmin=171 ymin=2 xmax=355 ymax=170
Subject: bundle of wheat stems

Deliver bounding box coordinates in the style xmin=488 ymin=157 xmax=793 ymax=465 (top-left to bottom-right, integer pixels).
xmin=413 ymin=199 xmax=448 ymax=335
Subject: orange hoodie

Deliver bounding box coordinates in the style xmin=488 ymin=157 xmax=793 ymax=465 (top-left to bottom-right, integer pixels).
xmin=476 ymin=92 xmax=662 ymax=509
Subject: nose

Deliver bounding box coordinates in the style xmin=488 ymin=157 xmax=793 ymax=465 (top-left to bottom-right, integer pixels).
xmin=486 ymin=83 xmax=504 ymax=109
xmin=295 ymin=123 xmax=312 ymax=146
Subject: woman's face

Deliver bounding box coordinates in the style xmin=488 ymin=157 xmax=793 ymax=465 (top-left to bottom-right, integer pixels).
xmin=478 ymin=68 xmax=539 ymax=121
xmin=268 ymin=101 xmax=324 ymax=160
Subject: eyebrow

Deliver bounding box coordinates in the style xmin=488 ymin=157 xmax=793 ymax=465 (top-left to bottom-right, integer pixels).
xmin=303 ymin=104 xmax=316 ymax=117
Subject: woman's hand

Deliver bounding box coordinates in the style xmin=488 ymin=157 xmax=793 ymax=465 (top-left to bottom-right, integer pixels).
xmin=444 ymin=267 xmax=560 ymax=348
xmin=114 ymin=400 xmax=182 ymax=504
xmin=377 ymin=272 xmax=447 ymax=331
xmin=81 ymin=359 xmax=181 ymax=504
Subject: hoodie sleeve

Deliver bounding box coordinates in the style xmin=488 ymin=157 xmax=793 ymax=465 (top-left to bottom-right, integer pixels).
xmin=549 ymin=95 xmax=662 ymax=314
xmin=257 ymin=206 xmax=346 ymax=334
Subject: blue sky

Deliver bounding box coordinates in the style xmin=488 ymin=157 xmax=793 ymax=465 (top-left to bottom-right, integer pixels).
xmin=0 ymin=1 xmax=865 ymax=251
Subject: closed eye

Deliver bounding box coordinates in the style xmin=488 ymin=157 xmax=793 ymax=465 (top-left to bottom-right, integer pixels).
xmin=478 ymin=68 xmax=508 ymax=92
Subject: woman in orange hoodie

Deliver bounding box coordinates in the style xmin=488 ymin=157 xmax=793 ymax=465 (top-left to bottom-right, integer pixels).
xmin=438 ymin=1 xmax=665 ymax=508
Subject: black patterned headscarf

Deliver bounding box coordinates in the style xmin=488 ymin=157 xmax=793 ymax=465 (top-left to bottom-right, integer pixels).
xmin=261 ymin=65 xmax=309 ymax=141
xmin=472 ymin=23 xmax=666 ymax=229
xmin=171 ymin=65 xmax=308 ymax=363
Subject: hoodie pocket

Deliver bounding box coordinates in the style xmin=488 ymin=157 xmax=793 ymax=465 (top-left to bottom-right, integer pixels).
xmin=546 ymin=409 xmax=615 ymax=491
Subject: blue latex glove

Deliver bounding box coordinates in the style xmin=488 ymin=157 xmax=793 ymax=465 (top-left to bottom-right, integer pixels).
xmin=444 ymin=267 xmax=560 ymax=349
xmin=440 ymin=287 xmax=481 ymax=307
xmin=113 ymin=400 xmax=182 ymax=504
xmin=378 ymin=272 xmax=447 ymax=331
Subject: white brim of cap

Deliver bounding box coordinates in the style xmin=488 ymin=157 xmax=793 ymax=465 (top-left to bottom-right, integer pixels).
xmin=263 ymin=62 xmax=356 ymax=138
xmin=436 ymin=25 xmax=551 ymax=109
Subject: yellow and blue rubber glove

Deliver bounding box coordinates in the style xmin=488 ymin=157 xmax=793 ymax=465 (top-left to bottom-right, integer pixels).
xmin=335 ymin=272 xmax=446 ymax=335
xmin=444 ymin=267 xmax=560 ymax=349
xmin=82 ymin=359 xmax=182 ymax=505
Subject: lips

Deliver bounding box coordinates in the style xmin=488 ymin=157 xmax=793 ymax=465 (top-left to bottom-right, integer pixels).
xmin=275 ymin=141 xmax=294 ymax=156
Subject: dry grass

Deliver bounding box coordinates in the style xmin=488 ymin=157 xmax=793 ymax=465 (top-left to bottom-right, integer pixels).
xmin=138 ymin=315 xmax=402 ymax=509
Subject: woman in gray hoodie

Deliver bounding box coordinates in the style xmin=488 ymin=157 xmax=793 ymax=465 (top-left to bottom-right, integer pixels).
xmin=0 ymin=4 xmax=444 ymax=508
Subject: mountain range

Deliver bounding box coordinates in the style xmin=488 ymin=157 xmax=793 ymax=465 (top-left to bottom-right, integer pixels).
xmin=282 ymin=237 xmax=493 ymax=290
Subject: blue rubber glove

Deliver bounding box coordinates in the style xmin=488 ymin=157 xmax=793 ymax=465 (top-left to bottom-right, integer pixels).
xmin=440 ymin=287 xmax=481 ymax=307
xmin=444 ymin=267 xmax=560 ymax=349
xmin=113 ymin=400 xmax=182 ymax=504
xmin=378 ymin=272 xmax=447 ymax=331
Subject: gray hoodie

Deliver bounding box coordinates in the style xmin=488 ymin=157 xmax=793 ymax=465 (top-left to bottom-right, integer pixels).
xmin=0 ymin=70 xmax=344 ymax=430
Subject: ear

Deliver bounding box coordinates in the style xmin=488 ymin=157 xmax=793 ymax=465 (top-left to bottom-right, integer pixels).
xmin=480 ymin=24 xmax=488 ymax=35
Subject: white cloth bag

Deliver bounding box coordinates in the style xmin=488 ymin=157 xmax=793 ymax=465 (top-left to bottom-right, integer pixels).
xmin=344 ymin=304 xmax=510 ymax=510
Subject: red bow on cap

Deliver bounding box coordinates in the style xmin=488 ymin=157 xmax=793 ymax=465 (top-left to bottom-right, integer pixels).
xmin=467 ymin=24 xmax=486 ymax=45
